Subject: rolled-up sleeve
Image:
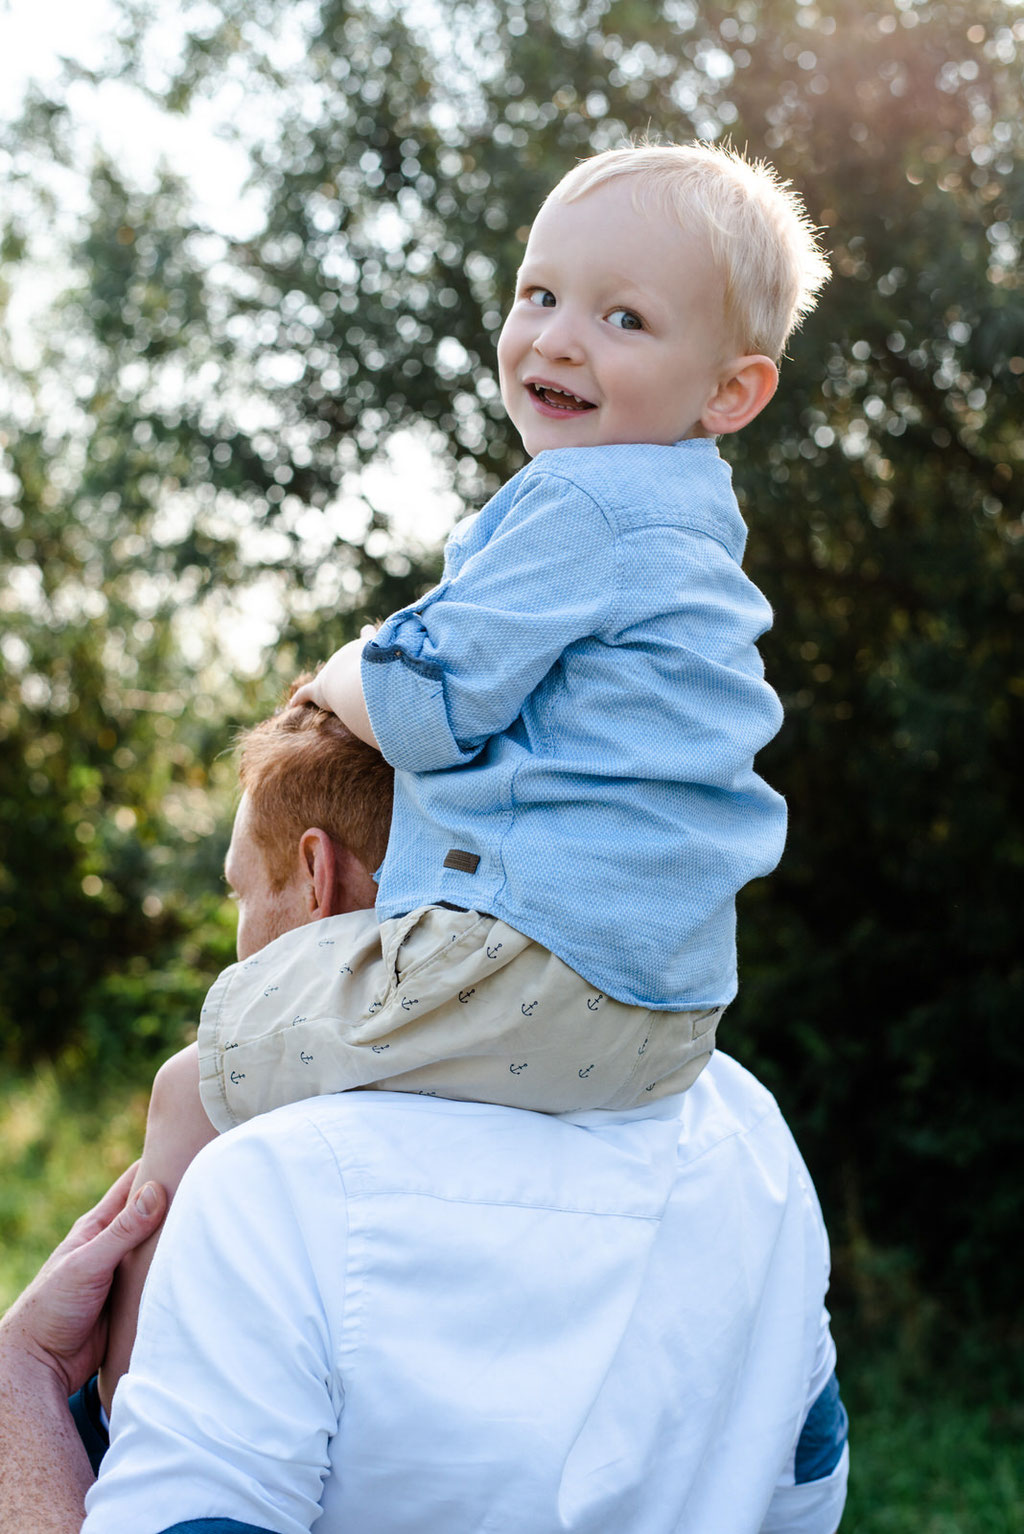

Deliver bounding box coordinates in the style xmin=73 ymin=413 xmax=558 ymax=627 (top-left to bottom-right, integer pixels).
xmin=361 ymin=473 xmax=616 ymax=774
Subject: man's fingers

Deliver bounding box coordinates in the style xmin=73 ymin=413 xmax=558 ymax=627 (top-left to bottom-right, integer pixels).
xmin=55 ymin=1163 xmax=142 ymax=1265
xmin=69 ymin=1164 xmax=140 ymax=1244
xmin=108 ymin=1182 xmax=167 ymax=1254
xmin=70 ymin=1182 xmax=168 ymax=1291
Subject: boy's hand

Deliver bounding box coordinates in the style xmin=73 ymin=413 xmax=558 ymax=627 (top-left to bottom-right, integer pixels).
xmin=292 ymin=635 xmax=380 ymax=749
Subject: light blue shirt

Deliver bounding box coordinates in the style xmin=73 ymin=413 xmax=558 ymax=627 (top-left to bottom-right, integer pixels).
xmin=83 ymin=1056 xmax=847 ymax=1534
xmin=362 ymin=439 xmax=786 ymax=1008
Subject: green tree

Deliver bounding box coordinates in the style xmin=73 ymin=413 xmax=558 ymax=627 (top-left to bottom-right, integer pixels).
xmin=2 ymin=0 xmax=1021 ymax=1324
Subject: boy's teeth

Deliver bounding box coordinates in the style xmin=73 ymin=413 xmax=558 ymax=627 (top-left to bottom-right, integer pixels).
xmin=537 ymin=385 xmax=591 ymax=409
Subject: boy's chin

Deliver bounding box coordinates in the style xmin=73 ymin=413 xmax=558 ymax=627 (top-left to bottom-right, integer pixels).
xmin=521 ymin=427 xmax=599 ymax=456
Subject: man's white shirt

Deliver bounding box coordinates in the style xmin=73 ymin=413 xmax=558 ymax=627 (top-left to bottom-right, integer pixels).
xmin=83 ymin=1054 xmax=848 ymax=1534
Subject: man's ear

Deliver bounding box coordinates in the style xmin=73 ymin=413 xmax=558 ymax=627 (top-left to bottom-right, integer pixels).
xmin=299 ymin=828 xmax=377 ymax=918
xmin=299 ymin=828 xmax=339 ymax=918
xmin=700 ymin=355 xmax=779 ymax=437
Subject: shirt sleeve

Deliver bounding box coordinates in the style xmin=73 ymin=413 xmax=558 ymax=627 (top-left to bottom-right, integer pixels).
xmin=81 ymin=1117 xmax=347 ymax=1534
xmin=361 ymin=470 xmax=616 ymax=773
xmin=759 ymin=1366 xmax=850 ymax=1533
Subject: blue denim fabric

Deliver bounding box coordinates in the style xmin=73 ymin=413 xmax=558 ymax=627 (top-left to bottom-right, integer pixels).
xmin=69 ymin=1373 xmax=108 ymax=1476
xmin=363 ymin=438 xmax=786 ymax=1008
xmin=159 ymin=1523 xmax=273 ymax=1533
xmin=794 ymin=1370 xmax=849 ymax=1483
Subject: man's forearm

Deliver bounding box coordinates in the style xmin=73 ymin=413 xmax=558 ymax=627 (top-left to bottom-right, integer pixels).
xmin=0 ymin=1169 xmax=166 ymax=1532
xmin=0 ymin=1344 xmax=92 ymax=1532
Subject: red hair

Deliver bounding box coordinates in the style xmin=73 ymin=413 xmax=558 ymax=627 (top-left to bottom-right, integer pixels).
xmin=237 ymin=678 xmax=394 ymax=891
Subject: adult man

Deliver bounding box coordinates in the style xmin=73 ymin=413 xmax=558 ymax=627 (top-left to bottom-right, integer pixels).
xmin=1 ymin=695 xmax=848 ymax=1533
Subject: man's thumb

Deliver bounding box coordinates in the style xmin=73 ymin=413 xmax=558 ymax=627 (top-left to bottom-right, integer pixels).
xmin=132 ymin=1183 xmax=163 ymax=1221
xmin=107 ymin=1182 xmax=167 ymax=1251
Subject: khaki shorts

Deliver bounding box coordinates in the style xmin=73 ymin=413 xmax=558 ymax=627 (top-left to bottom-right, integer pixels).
xmin=198 ymin=905 xmax=723 ymax=1132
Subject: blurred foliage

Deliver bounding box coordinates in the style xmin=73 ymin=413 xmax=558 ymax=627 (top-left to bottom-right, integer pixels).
xmin=2 ymin=1045 xmax=1022 ymax=1531
xmin=1 ymin=0 xmax=1022 ymax=1338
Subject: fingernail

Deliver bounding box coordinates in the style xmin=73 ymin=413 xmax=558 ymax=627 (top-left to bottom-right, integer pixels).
xmin=135 ymin=1182 xmax=159 ymax=1217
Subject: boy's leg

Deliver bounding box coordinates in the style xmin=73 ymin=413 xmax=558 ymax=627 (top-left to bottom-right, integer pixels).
xmin=97 ymin=1042 xmax=217 ymax=1414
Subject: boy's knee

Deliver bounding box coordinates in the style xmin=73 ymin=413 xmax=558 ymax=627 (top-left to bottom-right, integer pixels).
xmin=144 ymin=1042 xmax=217 ymax=1174
xmin=148 ymin=1042 xmax=201 ymax=1128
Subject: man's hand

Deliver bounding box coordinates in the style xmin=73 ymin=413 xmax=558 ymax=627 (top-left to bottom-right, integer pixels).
xmin=0 ymin=1169 xmax=167 ymax=1530
xmin=1 ymin=1164 xmax=167 ymax=1398
xmin=292 ymin=635 xmax=380 ymax=749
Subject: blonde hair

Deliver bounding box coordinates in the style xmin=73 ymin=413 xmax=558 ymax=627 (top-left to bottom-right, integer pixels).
xmin=545 ymin=142 xmax=830 ymax=361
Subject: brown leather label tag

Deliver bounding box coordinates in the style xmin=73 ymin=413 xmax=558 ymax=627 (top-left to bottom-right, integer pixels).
xmin=443 ymin=849 xmax=480 ymax=874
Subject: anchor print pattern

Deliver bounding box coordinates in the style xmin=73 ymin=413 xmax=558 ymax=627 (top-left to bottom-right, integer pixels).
xmin=212 ymin=913 xmax=700 ymax=1119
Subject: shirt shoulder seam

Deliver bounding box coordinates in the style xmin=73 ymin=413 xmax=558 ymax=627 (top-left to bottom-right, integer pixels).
xmin=341 ymin=1186 xmax=665 ymax=1220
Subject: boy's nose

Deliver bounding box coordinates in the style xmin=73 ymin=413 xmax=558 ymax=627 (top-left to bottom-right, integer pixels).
xmin=532 ymin=314 xmax=584 ymax=364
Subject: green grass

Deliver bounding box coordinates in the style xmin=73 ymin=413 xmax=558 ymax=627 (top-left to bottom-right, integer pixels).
xmin=0 ymin=1058 xmax=152 ymax=1305
xmin=841 ymin=1387 xmax=1024 ymax=1531
xmin=2 ymin=1061 xmax=1022 ymax=1530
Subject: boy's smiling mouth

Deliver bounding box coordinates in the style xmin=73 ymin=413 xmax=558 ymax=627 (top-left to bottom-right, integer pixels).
xmin=527 ymin=381 xmax=597 ymax=413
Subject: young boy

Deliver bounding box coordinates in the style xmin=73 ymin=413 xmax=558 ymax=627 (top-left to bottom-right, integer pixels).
xmin=101 ymin=142 xmax=828 ymax=1404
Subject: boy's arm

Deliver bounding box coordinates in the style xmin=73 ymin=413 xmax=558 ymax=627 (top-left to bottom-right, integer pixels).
xmin=361 ymin=473 xmax=615 ymax=775
xmin=291 ymin=638 xmax=379 ymax=747
xmin=98 ymin=1043 xmax=219 ymax=1414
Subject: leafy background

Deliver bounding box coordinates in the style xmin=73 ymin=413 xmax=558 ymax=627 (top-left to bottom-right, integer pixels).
xmin=2 ymin=1 xmax=1022 ymax=1524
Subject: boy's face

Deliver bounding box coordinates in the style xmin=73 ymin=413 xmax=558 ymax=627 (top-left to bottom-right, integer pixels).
xmin=497 ymin=178 xmax=734 ymax=458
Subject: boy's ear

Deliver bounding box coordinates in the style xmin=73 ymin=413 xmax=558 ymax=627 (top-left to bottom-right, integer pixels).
xmin=700 ymin=355 xmax=779 ymax=437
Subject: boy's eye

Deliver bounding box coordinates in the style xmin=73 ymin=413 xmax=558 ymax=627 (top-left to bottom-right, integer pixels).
xmin=607 ymin=308 xmax=644 ymax=331
xmin=526 ymin=288 xmax=556 ymax=308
